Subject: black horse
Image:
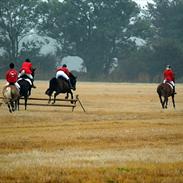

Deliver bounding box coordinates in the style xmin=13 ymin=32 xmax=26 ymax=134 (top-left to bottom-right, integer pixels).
xmin=17 ymin=69 xmax=35 ymax=110
xmin=157 ymin=82 xmax=175 ymax=109
xmin=45 ymin=74 xmax=77 ymax=104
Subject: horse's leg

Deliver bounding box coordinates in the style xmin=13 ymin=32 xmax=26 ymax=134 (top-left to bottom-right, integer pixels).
xmin=70 ymin=91 xmax=73 ymax=104
xmin=162 ymin=97 xmax=166 ymax=109
xmin=46 ymin=89 xmax=53 ymax=104
xmin=14 ymin=100 xmax=18 ymax=111
xmin=24 ymin=96 xmax=28 ymax=110
xmin=158 ymin=94 xmax=164 ymax=108
xmin=53 ymin=92 xmax=59 ymax=104
xmin=164 ymin=97 xmax=168 ymax=108
xmin=172 ymin=95 xmax=175 ymax=108
xmin=7 ymin=103 xmax=12 ymax=113
xmin=17 ymin=99 xmax=20 ymax=111
xmin=48 ymin=95 xmax=51 ymax=104
xmin=29 ymin=88 xmax=31 ymax=96
xmin=65 ymin=92 xmax=69 ymax=99
xmin=11 ymin=101 xmax=15 ymax=112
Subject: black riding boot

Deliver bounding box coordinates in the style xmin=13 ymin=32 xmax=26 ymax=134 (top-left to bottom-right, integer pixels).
xmin=68 ymin=79 xmax=73 ymax=89
xmin=31 ymin=79 xmax=36 ymax=88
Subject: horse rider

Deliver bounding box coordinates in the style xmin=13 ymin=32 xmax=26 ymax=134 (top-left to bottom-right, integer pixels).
xmin=5 ymin=63 xmax=20 ymax=90
xmin=56 ymin=64 xmax=73 ymax=89
xmin=18 ymin=58 xmax=36 ymax=88
xmin=163 ymin=65 xmax=176 ymax=94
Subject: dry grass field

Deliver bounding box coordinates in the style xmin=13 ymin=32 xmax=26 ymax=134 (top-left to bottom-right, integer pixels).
xmin=0 ymin=80 xmax=183 ymax=183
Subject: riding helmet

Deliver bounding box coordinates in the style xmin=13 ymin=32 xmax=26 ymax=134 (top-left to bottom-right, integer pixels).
xmin=25 ymin=58 xmax=30 ymax=62
xmin=9 ymin=63 xmax=14 ymax=68
xmin=166 ymin=65 xmax=171 ymax=69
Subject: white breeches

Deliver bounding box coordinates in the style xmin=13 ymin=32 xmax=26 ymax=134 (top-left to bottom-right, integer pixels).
xmin=163 ymin=80 xmax=175 ymax=86
xmin=18 ymin=70 xmax=33 ymax=80
xmin=6 ymin=82 xmax=20 ymax=89
xmin=56 ymin=71 xmax=69 ymax=80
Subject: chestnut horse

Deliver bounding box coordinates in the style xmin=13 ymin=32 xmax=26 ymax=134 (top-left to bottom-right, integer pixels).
xmin=2 ymin=85 xmax=20 ymax=113
xmin=157 ymin=82 xmax=175 ymax=109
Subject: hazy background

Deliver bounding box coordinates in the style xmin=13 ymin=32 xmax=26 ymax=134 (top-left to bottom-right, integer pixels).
xmin=0 ymin=0 xmax=182 ymax=82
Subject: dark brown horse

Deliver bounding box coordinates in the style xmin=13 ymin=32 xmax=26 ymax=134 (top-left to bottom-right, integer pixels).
xmin=157 ymin=82 xmax=175 ymax=109
xmin=45 ymin=74 xmax=77 ymax=104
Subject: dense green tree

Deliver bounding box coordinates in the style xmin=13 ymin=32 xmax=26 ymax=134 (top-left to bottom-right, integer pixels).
xmin=145 ymin=0 xmax=183 ymax=81
xmin=38 ymin=0 xmax=140 ymax=78
xmin=0 ymin=0 xmax=40 ymax=63
xmin=148 ymin=0 xmax=183 ymax=41
xmin=0 ymin=0 xmax=183 ymax=81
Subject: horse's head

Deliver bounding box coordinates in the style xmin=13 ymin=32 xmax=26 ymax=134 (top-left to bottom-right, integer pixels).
xmin=70 ymin=74 xmax=77 ymax=91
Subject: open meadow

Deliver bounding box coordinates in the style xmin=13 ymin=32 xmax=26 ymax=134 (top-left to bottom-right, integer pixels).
xmin=0 ymin=81 xmax=183 ymax=183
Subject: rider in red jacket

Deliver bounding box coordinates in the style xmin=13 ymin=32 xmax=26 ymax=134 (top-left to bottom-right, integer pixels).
xmin=163 ymin=65 xmax=176 ymax=94
xmin=56 ymin=64 xmax=73 ymax=89
xmin=20 ymin=60 xmax=33 ymax=74
xmin=5 ymin=63 xmax=20 ymax=89
xmin=56 ymin=64 xmax=72 ymax=76
xmin=19 ymin=58 xmax=36 ymax=88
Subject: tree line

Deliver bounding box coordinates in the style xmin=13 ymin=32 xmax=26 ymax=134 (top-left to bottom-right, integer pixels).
xmin=0 ymin=0 xmax=183 ymax=82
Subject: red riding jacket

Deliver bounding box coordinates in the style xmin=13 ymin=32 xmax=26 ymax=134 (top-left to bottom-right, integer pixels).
xmin=6 ymin=69 xmax=18 ymax=83
xmin=20 ymin=61 xmax=33 ymax=74
xmin=56 ymin=66 xmax=71 ymax=76
xmin=163 ymin=69 xmax=175 ymax=82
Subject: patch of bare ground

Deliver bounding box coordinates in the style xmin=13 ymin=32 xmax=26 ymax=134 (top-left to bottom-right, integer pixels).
xmin=0 ymin=81 xmax=183 ymax=182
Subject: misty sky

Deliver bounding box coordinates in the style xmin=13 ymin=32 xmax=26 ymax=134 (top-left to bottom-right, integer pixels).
xmin=133 ymin=0 xmax=154 ymax=8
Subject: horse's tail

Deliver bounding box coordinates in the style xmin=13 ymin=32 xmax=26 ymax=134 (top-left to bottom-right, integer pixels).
xmin=157 ymin=83 xmax=167 ymax=97
xmin=45 ymin=88 xmax=51 ymax=96
xmin=45 ymin=77 xmax=57 ymax=96
xmin=157 ymin=84 xmax=162 ymax=95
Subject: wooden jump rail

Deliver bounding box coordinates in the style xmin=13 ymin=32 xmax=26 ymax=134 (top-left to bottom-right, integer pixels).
xmin=0 ymin=94 xmax=86 ymax=112
xmin=27 ymin=97 xmax=77 ymax=102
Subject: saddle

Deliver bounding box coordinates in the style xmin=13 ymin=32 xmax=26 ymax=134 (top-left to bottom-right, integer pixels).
xmin=18 ymin=77 xmax=32 ymax=86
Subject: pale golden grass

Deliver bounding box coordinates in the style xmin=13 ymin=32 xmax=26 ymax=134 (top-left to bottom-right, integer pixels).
xmin=0 ymin=81 xmax=183 ymax=182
